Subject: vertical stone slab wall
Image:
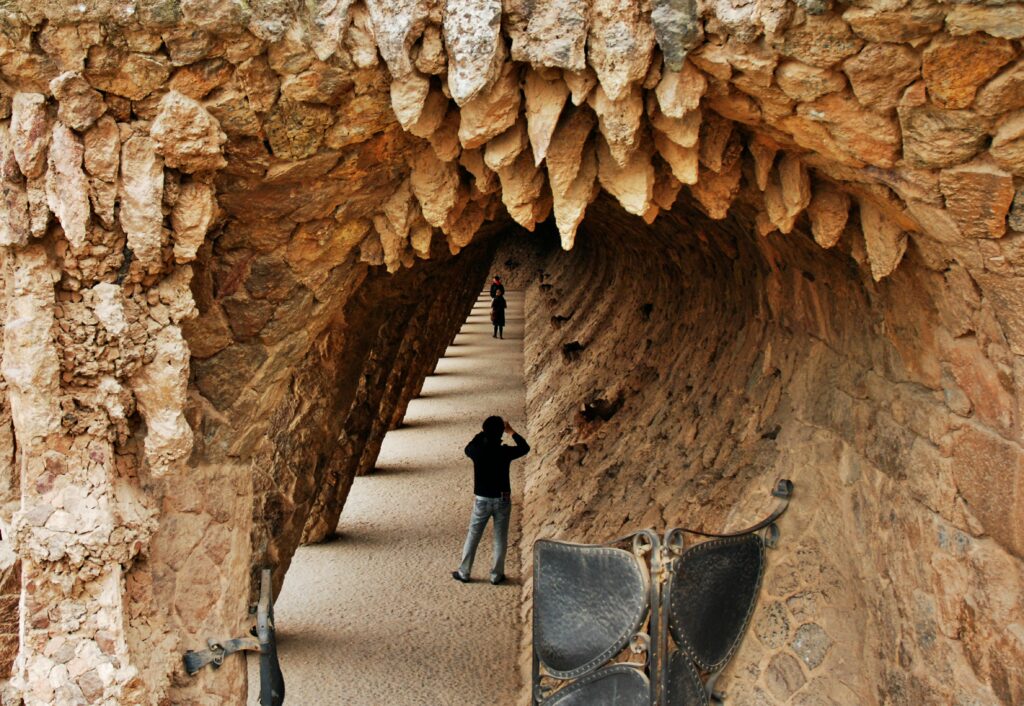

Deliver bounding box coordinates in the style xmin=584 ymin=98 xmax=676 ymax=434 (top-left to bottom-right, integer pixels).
xmin=351 ymin=252 xmax=493 ymax=478
xmin=0 ymin=563 xmax=18 ymax=679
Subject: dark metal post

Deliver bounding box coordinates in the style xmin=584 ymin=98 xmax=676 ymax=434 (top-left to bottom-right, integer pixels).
xmin=256 ymin=568 xmax=285 ymax=706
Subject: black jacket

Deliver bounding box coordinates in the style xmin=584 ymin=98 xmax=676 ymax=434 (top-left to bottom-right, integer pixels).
xmin=490 ymin=282 xmax=505 ymax=297
xmin=491 ymin=295 xmax=507 ymax=326
xmin=464 ymin=432 xmax=530 ymax=497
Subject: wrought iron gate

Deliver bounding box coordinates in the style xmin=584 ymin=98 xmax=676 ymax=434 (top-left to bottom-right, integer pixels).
xmin=532 ymin=479 xmax=794 ymax=705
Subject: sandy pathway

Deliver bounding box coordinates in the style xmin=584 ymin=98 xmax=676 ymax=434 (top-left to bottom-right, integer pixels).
xmin=248 ymin=291 xmax=527 ymax=706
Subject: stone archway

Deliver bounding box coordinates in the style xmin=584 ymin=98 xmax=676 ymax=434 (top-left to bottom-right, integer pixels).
xmin=0 ymin=1 xmax=1021 ymax=703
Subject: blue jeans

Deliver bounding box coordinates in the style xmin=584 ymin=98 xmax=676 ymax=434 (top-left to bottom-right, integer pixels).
xmin=457 ymin=495 xmax=511 ymax=580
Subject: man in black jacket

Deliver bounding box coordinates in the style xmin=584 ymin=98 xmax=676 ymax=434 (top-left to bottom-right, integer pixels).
xmin=452 ymin=415 xmax=530 ymax=585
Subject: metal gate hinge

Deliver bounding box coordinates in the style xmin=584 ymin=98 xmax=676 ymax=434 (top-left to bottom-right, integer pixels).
xmin=183 ymin=636 xmax=261 ymax=675
xmin=181 ymin=569 xmax=285 ymax=706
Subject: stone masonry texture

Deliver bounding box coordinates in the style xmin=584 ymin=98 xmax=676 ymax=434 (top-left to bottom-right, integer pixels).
xmin=0 ymin=0 xmax=1019 ymax=704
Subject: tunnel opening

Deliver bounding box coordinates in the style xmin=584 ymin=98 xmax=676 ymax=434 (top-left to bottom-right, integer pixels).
xmin=252 ymin=287 xmax=528 ymax=703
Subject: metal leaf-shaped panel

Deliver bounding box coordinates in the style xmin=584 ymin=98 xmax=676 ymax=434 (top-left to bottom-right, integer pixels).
xmin=534 ymin=540 xmax=649 ymax=679
xmin=666 ymin=651 xmax=709 ymax=706
xmin=542 ymin=665 xmax=650 ymax=706
xmin=668 ymin=534 xmax=764 ymax=671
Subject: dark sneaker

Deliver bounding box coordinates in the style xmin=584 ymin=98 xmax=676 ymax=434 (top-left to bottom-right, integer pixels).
xmin=490 ymin=574 xmax=505 ymax=585
xmin=452 ymin=571 xmax=470 ymax=583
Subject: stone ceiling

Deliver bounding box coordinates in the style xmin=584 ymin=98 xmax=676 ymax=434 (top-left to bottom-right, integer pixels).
xmin=2 ymin=0 xmax=1020 ymax=284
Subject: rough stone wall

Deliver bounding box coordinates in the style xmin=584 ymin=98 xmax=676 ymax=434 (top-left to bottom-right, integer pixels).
xmin=0 ymin=271 xmax=17 ymax=681
xmin=0 ymin=0 xmax=1019 ymax=703
xmin=490 ymin=228 xmax=557 ymax=290
xmin=517 ymin=190 xmax=1024 ymax=705
xmin=238 ymin=243 xmax=494 ymax=584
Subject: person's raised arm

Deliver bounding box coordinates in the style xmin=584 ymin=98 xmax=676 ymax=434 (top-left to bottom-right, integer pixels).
xmin=503 ymin=421 xmax=530 ymax=459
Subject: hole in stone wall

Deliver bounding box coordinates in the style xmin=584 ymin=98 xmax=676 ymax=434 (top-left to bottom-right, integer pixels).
xmin=577 ymin=393 xmax=625 ymax=425
xmin=561 ymin=341 xmax=585 ymax=362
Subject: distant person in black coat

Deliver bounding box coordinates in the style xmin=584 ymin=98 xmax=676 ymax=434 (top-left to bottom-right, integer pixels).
xmin=491 ymin=292 xmax=507 ymax=339
xmin=489 ymin=275 xmax=504 ymax=298
xmin=452 ymin=416 xmax=530 ymax=585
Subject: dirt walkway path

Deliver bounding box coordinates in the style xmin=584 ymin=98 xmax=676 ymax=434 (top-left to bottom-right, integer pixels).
xmin=249 ymin=291 xmax=527 ymax=706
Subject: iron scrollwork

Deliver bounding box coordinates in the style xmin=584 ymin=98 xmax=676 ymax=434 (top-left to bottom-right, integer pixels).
xmin=532 ymin=479 xmax=794 ymax=705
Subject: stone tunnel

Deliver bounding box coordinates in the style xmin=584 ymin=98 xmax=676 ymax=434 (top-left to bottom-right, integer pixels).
xmin=0 ymin=0 xmax=1022 ymax=703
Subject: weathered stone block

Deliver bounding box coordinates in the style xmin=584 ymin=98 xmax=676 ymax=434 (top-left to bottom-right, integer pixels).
xmin=263 ymin=99 xmax=334 ymax=160
xmin=922 ymin=33 xmax=1014 ymax=110
xmin=898 ymin=82 xmax=989 ymax=168
xmin=939 ymin=159 xmax=1015 ymax=240
xmin=766 ymin=652 xmax=807 ymax=701
xmin=791 ymin=623 xmax=832 ymax=670
xmin=192 ymin=343 xmax=269 ymax=410
xmin=755 ymin=601 xmax=792 ymax=649
xmin=150 ymin=90 xmax=228 ymax=172
xmin=779 ymin=14 xmax=863 ymax=68
xmin=990 ymin=111 xmax=1024 ymax=176
xmin=950 ymin=427 xmax=1024 ymax=558
xmin=49 ymin=72 xmax=106 ymax=131
xmin=776 ymin=60 xmax=846 ymax=103
xmin=842 ymin=43 xmax=919 ymax=112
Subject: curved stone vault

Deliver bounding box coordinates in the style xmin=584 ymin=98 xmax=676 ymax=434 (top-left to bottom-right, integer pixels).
xmin=0 ymin=0 xmax=1021 ymax=704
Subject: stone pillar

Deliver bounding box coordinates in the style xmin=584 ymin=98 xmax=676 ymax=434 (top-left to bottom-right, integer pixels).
xmin=2 ymin=246 xmax=155 ymax=703
xmin=1 ymin=83 xmax=205 ymax=702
